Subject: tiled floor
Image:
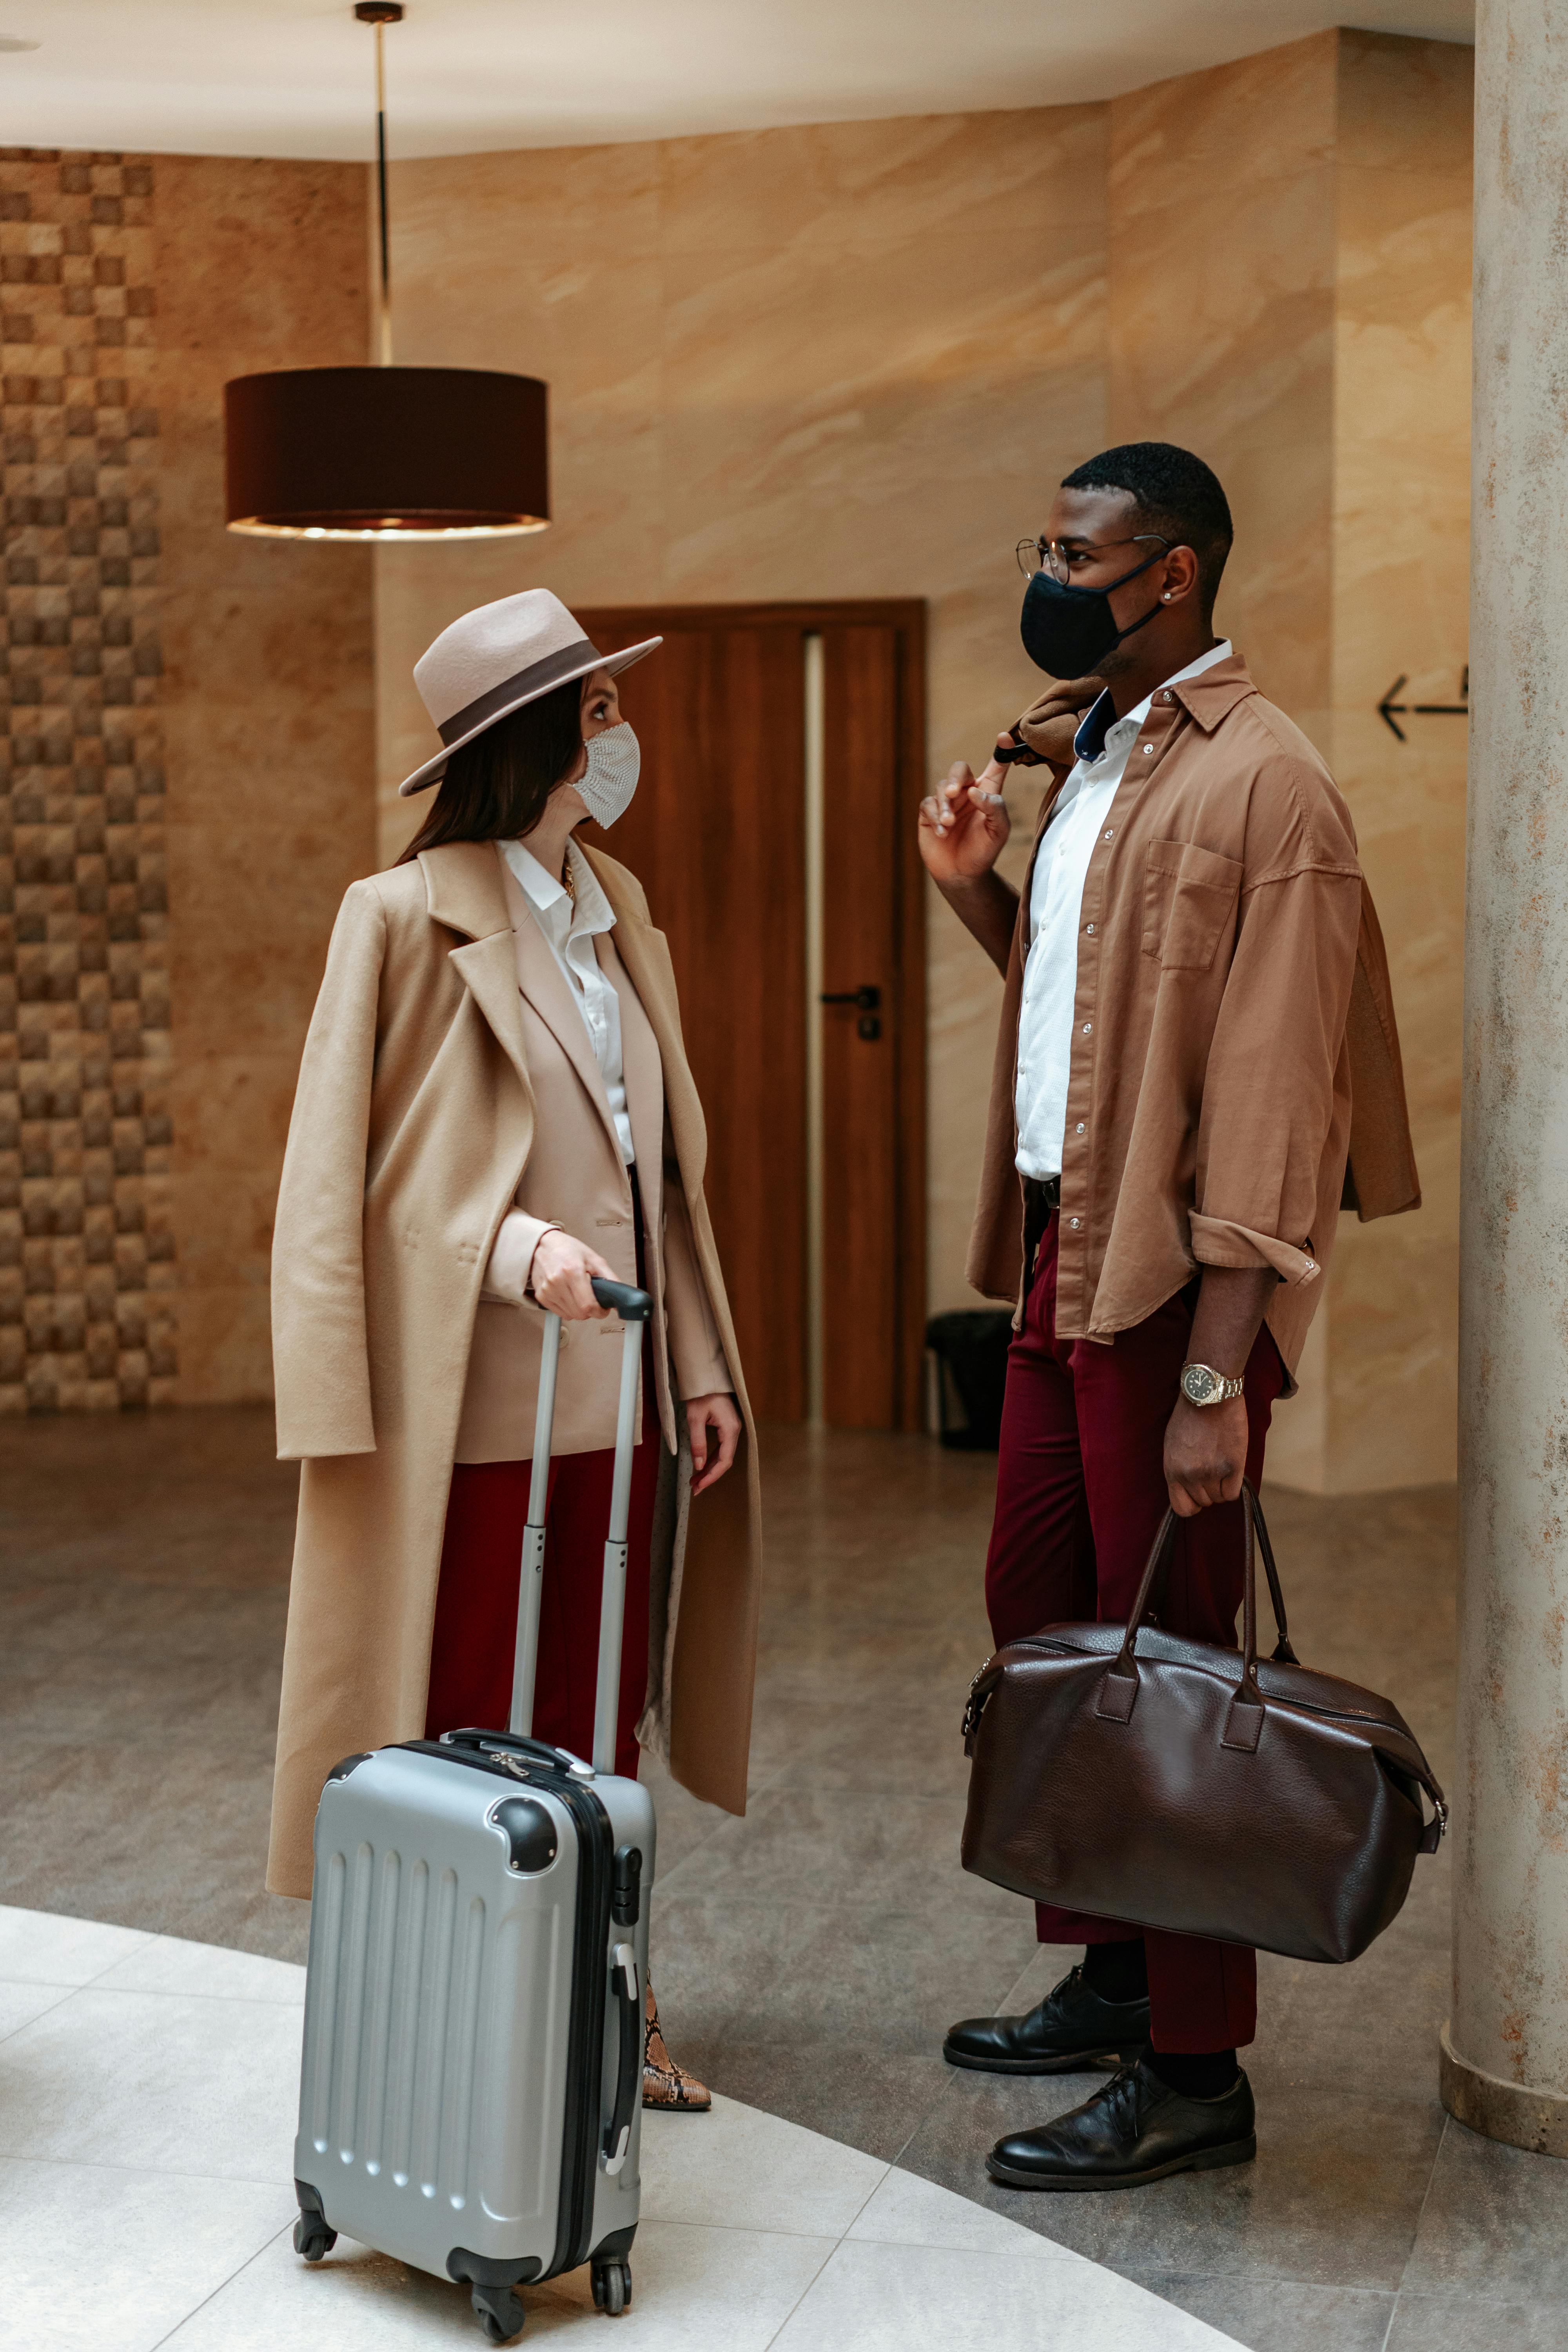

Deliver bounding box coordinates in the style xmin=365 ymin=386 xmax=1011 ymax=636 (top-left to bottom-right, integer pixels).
xmin=0 ymin=1904 xmax=1236 ymax=2350
xmin=3 ymin=1408 xmax=1566 ymax=2349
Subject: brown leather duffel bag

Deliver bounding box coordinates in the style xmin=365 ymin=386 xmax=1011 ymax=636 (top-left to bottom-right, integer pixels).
xmin=960 ymin=1483 xmax=1446 ymax=1965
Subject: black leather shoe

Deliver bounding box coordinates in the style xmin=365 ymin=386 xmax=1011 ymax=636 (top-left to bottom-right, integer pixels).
xmin=987 ymin=2056 xmax=1256 ymax=2190
xmin=944 ymin=1965 xmax=1151 ymax=2075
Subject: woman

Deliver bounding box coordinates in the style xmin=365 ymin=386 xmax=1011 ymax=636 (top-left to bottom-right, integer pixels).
xmin=265 ymin=588 xmax=762 ymax=2111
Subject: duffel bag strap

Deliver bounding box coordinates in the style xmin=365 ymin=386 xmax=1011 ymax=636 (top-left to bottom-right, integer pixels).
xmin=1243 ymin=1482 xmax=1299 ymax=1663
xmin=1096 ymin=1484 xmax=1280 ymax=1748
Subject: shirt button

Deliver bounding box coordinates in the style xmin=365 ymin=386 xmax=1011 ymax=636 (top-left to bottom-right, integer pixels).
xmin=1085 ymin=923 xmax=1095 ymax=935
xmin=1076 ymin=1122 xmax=1085 ymax=1134
xmin=1082 ymin=1022 xmax=1092 ymax=1034
xmin=1163 ymin=690 xmax=1174 ymax=702
xmin=1142 ymin=744 xmax=1154 ymax=755
xmin=1068 ymin=1217 xmax=1080 ymax=1229
xmin=1103 ymin=829 xmax=1114 ymax=841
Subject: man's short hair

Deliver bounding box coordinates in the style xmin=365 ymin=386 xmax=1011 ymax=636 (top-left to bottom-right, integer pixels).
xmin=1060 ymin=442 xmax=1233 ymax=611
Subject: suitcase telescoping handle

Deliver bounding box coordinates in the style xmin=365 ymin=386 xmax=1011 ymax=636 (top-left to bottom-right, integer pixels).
xmin=508 ymin=1277 xmax=653 ymax=1777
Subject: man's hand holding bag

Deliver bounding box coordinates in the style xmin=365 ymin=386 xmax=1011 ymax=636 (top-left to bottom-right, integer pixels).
xmin=959 ymin=1483 xmax=1445 ymax=1967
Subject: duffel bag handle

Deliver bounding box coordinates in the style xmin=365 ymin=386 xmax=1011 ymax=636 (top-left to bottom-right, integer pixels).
xmin=1094 ymin=1480 xmax=1294 ymax=1748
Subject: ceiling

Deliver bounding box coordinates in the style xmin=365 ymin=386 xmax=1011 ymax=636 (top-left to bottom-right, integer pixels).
xmin=0 ymin=0 xmax=1474 ymax=160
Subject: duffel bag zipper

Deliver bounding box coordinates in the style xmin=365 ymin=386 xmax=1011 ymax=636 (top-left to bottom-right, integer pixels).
xmin=961 ymin=1659 xmax=997 ymax=1747
xmin=995 ymin=1636 xmax=1444 ymax=1824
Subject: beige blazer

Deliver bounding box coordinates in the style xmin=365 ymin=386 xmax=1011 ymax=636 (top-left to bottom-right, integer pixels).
xmin=455 ymin=848 xmax=729 ymax=1462
xmin=265 ymin=838 xmax=761 ymax=1898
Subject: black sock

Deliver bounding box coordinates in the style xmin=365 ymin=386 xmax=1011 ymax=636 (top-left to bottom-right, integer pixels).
xmin=1148 ymin=2047 xmax=1238 ymax=2100
xmin=1081 ymin=1940 xmax=1148 ymax=2005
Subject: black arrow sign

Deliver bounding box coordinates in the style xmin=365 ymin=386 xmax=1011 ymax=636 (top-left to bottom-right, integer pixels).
xmin=1378 ymin=666 xmax=1468 ymax=742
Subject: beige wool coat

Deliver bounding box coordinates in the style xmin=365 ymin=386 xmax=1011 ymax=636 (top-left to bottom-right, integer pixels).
xmin=454 ymin=849 xmax=730 ymax=1464
xmin=265 ymin=838 xmax=761 ymax=1900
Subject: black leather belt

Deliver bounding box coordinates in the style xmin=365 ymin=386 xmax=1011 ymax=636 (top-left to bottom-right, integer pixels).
xmin=1022 ymin=1174 xmax=1061 ymax=1278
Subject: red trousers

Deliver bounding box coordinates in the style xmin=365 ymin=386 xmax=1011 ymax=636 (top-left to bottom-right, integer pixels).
xmin=424 ymin=1338 xmax=661 ymax=1779
xmin=984 ymin=1210 xmax=1285 ymax=2052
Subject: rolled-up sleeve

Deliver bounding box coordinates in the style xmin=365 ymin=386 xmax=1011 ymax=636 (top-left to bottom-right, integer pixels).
xmin=1191 ymin=861 xmax=1361 ymax=1285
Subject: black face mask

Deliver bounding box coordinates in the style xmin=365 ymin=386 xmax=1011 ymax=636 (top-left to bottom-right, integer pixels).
xmin=1020 ymin=546 xmax=1166 ymax=678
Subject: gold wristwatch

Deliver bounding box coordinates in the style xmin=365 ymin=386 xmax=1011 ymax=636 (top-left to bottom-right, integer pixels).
xmin=1180 ymin=1361 xmax=1245 ymax=1407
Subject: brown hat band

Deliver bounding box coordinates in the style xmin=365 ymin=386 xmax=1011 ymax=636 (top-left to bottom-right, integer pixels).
xmin=437 ymin=635 xmax=605 ymax=747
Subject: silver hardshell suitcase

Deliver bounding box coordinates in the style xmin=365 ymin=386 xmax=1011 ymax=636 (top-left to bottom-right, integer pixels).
xmin=291 ymin=1280 xmax=657 ymax=2342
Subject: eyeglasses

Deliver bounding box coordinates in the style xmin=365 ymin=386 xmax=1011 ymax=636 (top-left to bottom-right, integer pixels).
xmin=1015 ymin=531 xmax=1171 ymax=583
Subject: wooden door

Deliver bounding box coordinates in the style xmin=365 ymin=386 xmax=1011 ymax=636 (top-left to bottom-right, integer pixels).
xmin=579 ymin=604 xmax=926 ymax=1430
xmin=820 ymin=626 xmax=902 ymax=1428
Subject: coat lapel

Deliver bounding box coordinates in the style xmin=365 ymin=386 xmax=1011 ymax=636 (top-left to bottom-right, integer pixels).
xmin=585 ymin=853 xmax=708 ymax=1189
xmin=493 ymin=850 xmax=627 ymax=1171
xmin=599 ymin=928 xmax=664 ymax=1189
xmin=421 ymin=842 xmax=535 ymax=1099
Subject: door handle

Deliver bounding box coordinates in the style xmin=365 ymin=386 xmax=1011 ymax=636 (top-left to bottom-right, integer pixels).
xmin=819 ymin=986 xmax=881 ymax=1012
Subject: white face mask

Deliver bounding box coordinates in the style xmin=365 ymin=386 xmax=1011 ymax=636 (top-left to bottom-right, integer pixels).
xmin=575 ymin=721 xmax=640 ymax=829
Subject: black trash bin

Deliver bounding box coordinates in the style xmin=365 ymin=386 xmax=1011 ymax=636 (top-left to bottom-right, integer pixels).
xmin=925 ymin=1309 xmax=1014 ymax=1450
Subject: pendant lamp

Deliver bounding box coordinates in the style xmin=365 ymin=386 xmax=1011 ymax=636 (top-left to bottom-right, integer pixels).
xmin=223 ymin=4 xmax=549 ymax=540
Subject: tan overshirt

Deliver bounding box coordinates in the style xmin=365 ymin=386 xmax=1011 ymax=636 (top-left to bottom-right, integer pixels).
xmin=966 ymin=651 xmax=1419 ymax=1376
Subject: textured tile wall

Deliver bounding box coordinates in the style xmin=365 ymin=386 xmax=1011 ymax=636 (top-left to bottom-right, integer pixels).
xmin=0 ymin=149 xmax=175 ymax=1415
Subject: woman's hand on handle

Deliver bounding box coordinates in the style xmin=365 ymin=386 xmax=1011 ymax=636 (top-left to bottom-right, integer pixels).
xmin=686 ymin=1393 xmax=742 ymax=1496
xmin=529 ymin=1228 xmax=617 ymax=1321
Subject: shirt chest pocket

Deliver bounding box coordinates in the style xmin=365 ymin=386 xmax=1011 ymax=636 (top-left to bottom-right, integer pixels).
xmin=1141 ymin=839 xmax=1244 ymax=971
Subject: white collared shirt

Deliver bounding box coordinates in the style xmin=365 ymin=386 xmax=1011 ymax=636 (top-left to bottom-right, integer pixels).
xmin=1014 ymin=640 xmax=1233 ymax=1181
xmin=500 ymin=835 xmax=636 ymax=1165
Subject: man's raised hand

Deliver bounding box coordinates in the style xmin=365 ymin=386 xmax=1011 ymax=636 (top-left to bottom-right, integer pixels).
xmin=918 ymin=757 xmax=1011 ymax=886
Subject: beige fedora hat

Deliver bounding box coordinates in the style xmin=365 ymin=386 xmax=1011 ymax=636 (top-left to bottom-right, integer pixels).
xmin=397 ymin=588 xmax=661 ymax=796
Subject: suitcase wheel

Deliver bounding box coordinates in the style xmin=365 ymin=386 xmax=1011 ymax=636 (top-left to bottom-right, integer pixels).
xmin=292 ymin=2214 xmax=337 ymax=2264
xmin=591 ymin=2259 xmax=632 ymax=2317
xmin=470 ymin=2283 xmax=526 ymax=2343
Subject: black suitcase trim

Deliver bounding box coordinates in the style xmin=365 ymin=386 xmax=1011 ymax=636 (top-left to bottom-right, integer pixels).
xmin=550 ymin=1771 xmax=616 ymax=2276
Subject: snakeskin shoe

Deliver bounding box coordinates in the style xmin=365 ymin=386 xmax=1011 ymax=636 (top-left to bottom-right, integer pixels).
xmin=642 ymin=1975 xmax=711 ymax=2111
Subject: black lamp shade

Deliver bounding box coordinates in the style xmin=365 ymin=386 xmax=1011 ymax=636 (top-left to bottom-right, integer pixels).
xmin=223 ymin=365 xmax=549 ymax=539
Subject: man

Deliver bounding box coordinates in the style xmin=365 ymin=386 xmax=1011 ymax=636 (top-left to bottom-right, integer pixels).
xmin=921 ymin=442 xmax=1418 ymax=2190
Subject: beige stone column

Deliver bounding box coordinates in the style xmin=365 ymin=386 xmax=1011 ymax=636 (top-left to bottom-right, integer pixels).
xmin=1445 ymin=0 xmax=1568 ymax=2156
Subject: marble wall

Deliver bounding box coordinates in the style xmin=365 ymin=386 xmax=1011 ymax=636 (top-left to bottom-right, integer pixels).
xmin=372 ymin=112 xmax=1109 ymax=1312
xmin=11 ymin=40 xmax=1467 ymax=1454
xmin=153 ymin=157 xmax=374 ymax=1405
xmin=1108 ymin=36 xmax=1338 ymax=736
xmin=1452 ymin=0 xmax=1568 ymax=2148
xmin=1107 ymin=31 xmax=1472 ymax=1490
xmin=1323 ymin=34 xmax=1472 ymax=1492
xmin=374 ymin=49 xmax=1471 ymax=1485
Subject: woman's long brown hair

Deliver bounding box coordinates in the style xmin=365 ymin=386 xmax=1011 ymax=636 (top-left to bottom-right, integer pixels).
xmin=397 ymin=677 xmax=584 ymax=862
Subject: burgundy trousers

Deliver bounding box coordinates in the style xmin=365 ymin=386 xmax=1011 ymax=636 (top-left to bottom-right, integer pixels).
xmin=984 ymin=1209 xmax=1285 ymax=2053
xmin=424 ymin=1335 xmax=661 ymax=1780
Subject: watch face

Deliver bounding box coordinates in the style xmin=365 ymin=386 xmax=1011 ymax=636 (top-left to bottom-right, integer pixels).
xmin=1182 ymin=1364 xmax=1220 ymax=1406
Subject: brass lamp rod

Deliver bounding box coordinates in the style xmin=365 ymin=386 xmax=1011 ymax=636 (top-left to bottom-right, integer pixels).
xmin=355 ymin=3 xmax=403 ymax=366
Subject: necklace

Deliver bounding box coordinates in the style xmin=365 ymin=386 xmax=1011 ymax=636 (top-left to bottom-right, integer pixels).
xmin=561 ymin=855 xmax=576 ymax=907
